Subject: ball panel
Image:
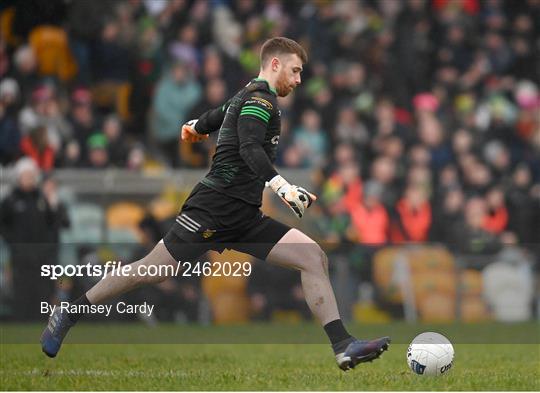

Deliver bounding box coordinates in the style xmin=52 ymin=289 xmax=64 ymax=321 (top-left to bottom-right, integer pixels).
xmin=407 ymin=332 xmax=454 ymax=377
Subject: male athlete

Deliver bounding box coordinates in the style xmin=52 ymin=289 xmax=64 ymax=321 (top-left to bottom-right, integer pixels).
xmin=41 ymin=37 xmax=390 ymax=370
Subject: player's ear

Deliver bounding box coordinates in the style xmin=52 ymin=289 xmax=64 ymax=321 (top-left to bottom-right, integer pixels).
xmin=271 ymin=57 xmax=280 ymax=72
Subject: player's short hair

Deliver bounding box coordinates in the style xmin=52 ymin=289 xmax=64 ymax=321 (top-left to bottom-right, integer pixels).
xmin=260 ymin=37 xmax=308 ymax=68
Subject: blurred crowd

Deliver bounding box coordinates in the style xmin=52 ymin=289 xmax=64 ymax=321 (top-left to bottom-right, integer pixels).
xmin=1 ymin=0 xmax=540 ymax=320
xmin=0 ymin=0 xmax=539 ymax=245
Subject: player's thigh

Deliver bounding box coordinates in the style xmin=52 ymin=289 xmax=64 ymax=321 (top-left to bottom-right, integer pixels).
xmin=234 ymin=216 xmax=291 ymax=261
xmin=160 ymin=230 xmax=215 ymax=264
xmin=265 ymin=228 xmax=326 ymax=271
xmin=136 ymin=240 xmax=178 ymax=270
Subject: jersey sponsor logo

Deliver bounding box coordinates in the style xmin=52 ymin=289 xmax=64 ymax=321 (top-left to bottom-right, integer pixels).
xmin=245 ymin=97 xmax=273 ymax=110
xmin=271 ymin=135 xmax=280 ymax=145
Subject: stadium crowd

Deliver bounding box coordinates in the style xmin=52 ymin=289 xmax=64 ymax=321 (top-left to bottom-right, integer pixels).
xmin=3 ymin=0 xmax=538 ymax=242
xmin=0 ymin=0 xmax=539 ymax=320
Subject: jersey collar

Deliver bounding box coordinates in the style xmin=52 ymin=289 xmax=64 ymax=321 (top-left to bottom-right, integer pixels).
xmin=252 ymin=78 xmax=277 ymax=96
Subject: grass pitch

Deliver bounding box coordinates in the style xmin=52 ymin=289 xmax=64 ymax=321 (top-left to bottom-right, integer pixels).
xmin=1 ymin=322 xmax=539 ymax=391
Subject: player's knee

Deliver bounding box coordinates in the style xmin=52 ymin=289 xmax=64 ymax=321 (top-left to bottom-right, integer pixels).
xmin=318 ymin=247 xmax=329 ymax=272
xmin=320 ymin=249 xmax=329 ymax=271
xmin=306 ymin=243 xmax=328 ymax=273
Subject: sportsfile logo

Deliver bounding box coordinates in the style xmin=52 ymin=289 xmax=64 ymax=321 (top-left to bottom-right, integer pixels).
xmin=41 ymin=261 xmax=252 ymax=280
xmin=40 ymin=261 xmax=177 ymax=280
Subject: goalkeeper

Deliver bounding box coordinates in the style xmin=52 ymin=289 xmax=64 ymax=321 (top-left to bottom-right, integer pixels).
xmin=41 ymin=37 xmax=389 ymax=370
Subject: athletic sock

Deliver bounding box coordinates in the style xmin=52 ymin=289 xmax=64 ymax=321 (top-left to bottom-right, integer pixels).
xmin=324 ymin=319 xmax=352 ymax=350
xmin=66 ymin=294 xmax=91 ymax=323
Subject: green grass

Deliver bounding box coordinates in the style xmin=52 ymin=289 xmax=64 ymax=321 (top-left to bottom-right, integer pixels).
xmin=1 ymin=323 xmax=539 ymax=390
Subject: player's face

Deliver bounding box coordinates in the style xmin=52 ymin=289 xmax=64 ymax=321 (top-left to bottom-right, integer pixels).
xmin=275 ymin=54 xmax=303 ymax=97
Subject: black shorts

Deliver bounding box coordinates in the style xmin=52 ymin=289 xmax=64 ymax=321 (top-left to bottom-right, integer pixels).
xmin=163 ymin=183 xmax=291 ymax=261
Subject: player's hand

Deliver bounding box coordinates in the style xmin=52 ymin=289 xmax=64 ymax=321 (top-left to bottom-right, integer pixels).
xmin=267 ymin=175 xmax=317 ymax=219
xmin=181 ymin=119 xmax=209 ymax=143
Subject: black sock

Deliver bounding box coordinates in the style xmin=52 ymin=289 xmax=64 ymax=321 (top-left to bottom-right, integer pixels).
xmin=324 ymin=319 xmax=352 ymax=346
xmin=67 ymin=294 xmax=91 ymax=323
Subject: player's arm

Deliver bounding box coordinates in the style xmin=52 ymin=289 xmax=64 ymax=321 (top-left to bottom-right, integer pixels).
xmin=237 ymin=99 xmax=316 ymax=218
xmin=181 ymin=101 xmax=230 ymax=142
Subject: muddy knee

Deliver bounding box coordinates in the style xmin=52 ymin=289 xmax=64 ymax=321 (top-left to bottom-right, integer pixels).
xmin=318 ymin=247 xmax=329 ymax=274
xmin=305 ymin=244 xmax=328 ymax=273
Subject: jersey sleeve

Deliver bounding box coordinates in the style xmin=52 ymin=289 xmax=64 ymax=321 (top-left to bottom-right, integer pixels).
xmin=194 ymin=99 xmax=231 ymax=135
xmin=238 ymin=94 xmax=275 ymax=125
xmin=237 ymin=93 xmax=278 ymax=182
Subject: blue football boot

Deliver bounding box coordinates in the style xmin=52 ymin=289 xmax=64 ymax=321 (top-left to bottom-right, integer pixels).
xmin=40 ymin=307 xmax=75 ymax=358
xmin=335 ymin=336 xmax=391 ymax=370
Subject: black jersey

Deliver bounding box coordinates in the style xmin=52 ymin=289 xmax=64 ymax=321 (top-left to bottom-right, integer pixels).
xmin=194 ymin=78 xmax=281 ymax=206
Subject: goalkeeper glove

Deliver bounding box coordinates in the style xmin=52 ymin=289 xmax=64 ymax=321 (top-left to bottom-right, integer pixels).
xmin=181 ymin=119 xmax=209 ymax=143
xmin=267 ymin=175 xmax=317 ymax=219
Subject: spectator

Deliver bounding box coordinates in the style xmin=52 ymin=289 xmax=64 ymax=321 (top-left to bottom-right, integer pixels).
xmin=436 ymin=164 xmax=460 ymax=194
xmin=129 ymin=21 xmax=164 ymax=136
xmin=319 ymin=158 xmax=362 ymax=242
xmin=65 ymin=1 xmax=115 ymax=84
xmin=127 ymin=144 xmax=146 ymax=171
xmin=151 ymin=61 xmax=201 ymax=166
xmin=18 ymin=85 xmax=52 ymax=135
xmin=41 ymin=96 xmax=73 ymax=153
xmin=285 ymin=109 xmax=329 ymax=168
xmin=370 ymin=155 xmax=399 ymax=208
xmin=407 ymin=144 xmax=431 ymax=168
xmin=168 ymin=24 xmax=200 ymax=74
xmin=41 ymin=174 xmax=70 ymax=260
xmin=0 ymin=78 xmax=22 ymax=164
xmin=185 ymin=78 xmax=227 ymax=167
xmin=334 ymin=106 xmax=369 ymax=148
xmin=201 ymin=47 xmax=225 ymax=84
xmin=85 ymin=133 xmax=109 ymax=168
xmin=68 ymin=87 xmax=96 ymax=160
xmin=507 ymin=164 xmax=537 ymax=243
xmin=451 ymin=197 xmax=501 ymax=257
xmin=92 ymin=19 xmax=131 ymax=83
xmin=0 ymin=158 xmax=65 ymax=320
xmin=11 ymin=45 xmax=39 ymax=102
xmin=452 ymin=128 xmax=474 ymax=157
xmin=483 ymin=139 xmax=512 ymax=182
xmin=309 ymin=85 xmax=337 ymax=133
xmin=406 ymin=165 xmax=432 ymax=193
xmin=392 ymin=184 xmax=432 ymax=242
xmin=189 ymin=78 xmax=227 ymax=119
xmin=19 ymin=126 xmax=55 ymax=172
xmin=349 ymin=180 xmax=389 ymax=245
xmin=102 ymin=115 xmax=128 ymax=167
xmin=463 ymin=161 xmax=493 ymax=195
xmin=431 ymin=186 xmax=465 ymax=244
xmin=416 ymin=108 xmax=453 ymax=171
xmin=60 ymin=139 xmax=82 ymax=168
xmin=483 ymin=185 xmax=508 ymax=234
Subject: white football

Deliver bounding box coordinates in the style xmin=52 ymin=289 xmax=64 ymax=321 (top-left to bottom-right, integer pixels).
xmin=406 ymin=332 xmax=454 ymax=376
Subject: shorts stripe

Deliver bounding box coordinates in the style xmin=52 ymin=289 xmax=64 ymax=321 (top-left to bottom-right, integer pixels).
xmin=181 ymin=213 xmax=201 ymax=228
xmin=175 ymin=218 xmax=197 ymax=232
